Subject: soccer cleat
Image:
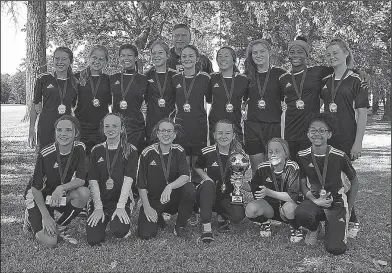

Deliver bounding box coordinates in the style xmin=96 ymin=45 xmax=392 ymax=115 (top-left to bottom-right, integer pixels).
xmin=201 ymin=231 xmax=214 ymax=244
xmin=57 ymin=225 xmax=78 ymax=245
xmin=22 ymin=209 xmax=32 ymax=235
xmin=217 ymin=220 xmax=232 ymax=233
xmin=347 ymin=222 xmax=360 ymax=238
xmin=304 ymin=225 xmax=319 ymax=245
xmin=290 ymin=227 xmax=303 ymax=243
xmin=162 ymin=212 xmax=171 ymax=221
xmin=259 ymin=221 xmax=272 ymax=237
xmin=188 ymin=212 xmax=199 ymax=226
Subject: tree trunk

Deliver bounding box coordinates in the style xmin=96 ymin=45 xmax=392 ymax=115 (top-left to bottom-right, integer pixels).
xmin=22 ymin=1 xmax=46 ymax=122
xmin=372 ymin=92 xmax=380 ymax=114
xmin=382 ymin=92 xmax=391 ymax=121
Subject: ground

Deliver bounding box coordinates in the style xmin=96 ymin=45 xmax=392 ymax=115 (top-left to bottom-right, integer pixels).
xmin=1 ymin=105 xmax=391 ymax=272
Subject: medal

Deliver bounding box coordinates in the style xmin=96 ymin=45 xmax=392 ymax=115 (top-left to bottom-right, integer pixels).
xmin=221 ymin=182 xmax=226 ymax=193
xmin=311 ymin=146 xmax=331 ymax=199
xmin=158 ymin=98 xmax=166 ymax=107
xmin=258 ymin=99 xmax=266 ymax=109
xmin=183 ymin=103 xmax=191 ymax=112
xmin=120 ymin=100 xmax=128 ymax=110
xmin=106 ymin=178 xmax=114 ymax=190
xmin=92 ymin=98 xmax=100 ymax=107
xmin=329 ymin=102 xmax=337 ymax=112
xmin=58 ymin=104 xmax=66 ymax=114
xmin=226 ymin=103 xmax=234 ymax=113
xmin=320 ymin=189 xmax=327 ymax=196
xmin=216 ymin=146 xmax=231 ymax=195
xmin=158 ymin=145 xmax=173 ymax=185
xmin=55 ymin=142 xmax=75 ymax=185
xmin=296 ymin=99 xmax=305 ymax=109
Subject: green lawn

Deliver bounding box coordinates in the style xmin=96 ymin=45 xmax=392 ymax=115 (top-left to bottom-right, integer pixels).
xmin=1 ymin=105 xmax=391 ymax=272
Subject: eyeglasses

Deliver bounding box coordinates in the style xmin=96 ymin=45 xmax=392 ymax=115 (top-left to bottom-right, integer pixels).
xmin=308 ymin=128 xmax=329 ymax=135
xmin=158 ymin=129 xmax=174 ymax=134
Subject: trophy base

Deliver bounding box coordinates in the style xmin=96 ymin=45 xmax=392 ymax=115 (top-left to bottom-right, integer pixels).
xmin=231 ymin=195 xmax=243 ymax=205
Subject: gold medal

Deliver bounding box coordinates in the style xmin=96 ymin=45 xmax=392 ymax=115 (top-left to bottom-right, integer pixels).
xmin=225 ymin=103 xmax=234 ymax=112
xmin=221 ymin=182 xmax=226 ymax=193
xmin=183 ymin=103 xmax=191 ymax=112
xmin=258 ymin=99 xmax=266 ymax=109
xmin=296 ymin=99 xmax=305 ymax=109
xmin=329 ymin=102 xmax=337 ymax=112
xmin=92 ymin=98 xmax=100 ymax=107
xmin=58 ymin=104 xmax=66 ymax=114
xmin=106 ymin=178 xmax=114 ymax=190
xmin=320 ymin=189 xmax=327 ymax=197
xmin=120 ymin=100 xmax=128 ymax=110
xmin=158 ymin=98 xmax=166 ymax=107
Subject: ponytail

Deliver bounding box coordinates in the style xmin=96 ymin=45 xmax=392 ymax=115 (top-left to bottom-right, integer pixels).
xmin=78 ymin=66 xmax=91 ymax=86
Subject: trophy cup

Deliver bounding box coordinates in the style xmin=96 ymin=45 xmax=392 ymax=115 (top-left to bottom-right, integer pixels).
xmin=229 ymin=151 xmax=250 ymax=205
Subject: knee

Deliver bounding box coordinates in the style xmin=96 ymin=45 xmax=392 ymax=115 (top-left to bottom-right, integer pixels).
xmin=87 ymin=235 xmax=103 ymax=246
xmin=325 ymin=242 xmax=347 ymax=255
xmin=86 ymin=229 xmax=104 ymax=246
xmin=200 ymin=180 xmax=215 ymax=191
xmin=111 ymin=224 xmax=130 ymax=239
xmin=137 ymin=226 xmax=157 ymax=240
xmin=295 ymin=203 xmax=313 ymax=221
xmin=72 ymin=186 xmax=90 ymax=208
xmin=281 ymin=202 xmax=297 ymax=220
xmin=35 ymin=231 xmax=57 ymax=248
xmin=245 ymin=202 xmax=261 ymax=218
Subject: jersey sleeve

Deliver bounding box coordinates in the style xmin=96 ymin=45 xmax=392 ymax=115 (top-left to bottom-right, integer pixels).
xmin=194 ymin=153 xmax=207 ymax=169
xmin=31 ymin=153 xmax=45 ymax=190
xmin=88 ymin=148 xmax=99 ymax=181
xmin=136 ymin=153 xmax=148 ymax=189
xmin=124 ymin=147 xmax=139 ymax=181
xmin=177 ymin=150 xmax=190 ymax=176
xmin=297 ymin=156 xmax=307 ymax=179
xmin=75 ymin=145 xmax=87 ymax=180
xmin=286 ymin=165 xmax=300 ymax=202
xmin=33 ymin=76 xmax=44 ymax=104
xmin=341 ymin=154 xmax=357 ymax=181
xmin=353 ymin=78 xmax=370 ymax=109
xmin=319 ymin=66 xmax=334 ymax=78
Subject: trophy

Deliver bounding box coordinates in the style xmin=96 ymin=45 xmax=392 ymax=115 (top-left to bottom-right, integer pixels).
xmin=229 ymin=151 xmax=250 ymax=205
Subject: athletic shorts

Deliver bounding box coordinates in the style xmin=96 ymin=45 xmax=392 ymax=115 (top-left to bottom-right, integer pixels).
xmin=244 ymin=121 xmax=281 ymax=155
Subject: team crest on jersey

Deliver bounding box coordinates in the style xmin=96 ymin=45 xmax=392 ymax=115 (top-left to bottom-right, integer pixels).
xmin=266 ymin=177 xmax=272 ymax=182
xmin=53 ymin=162 xmax=58 ymax=168
xmin=308 ymin=163 xmax=314 ymax=167
xmin=176 ymin=84 xmax=181 ymax=89
xmin=214 ymin=83 xmax=219 ymax=88
xmin=148 ymin=79 xmax=154 ymax=83
xmin=98 ymin=157 xmax=104 ymax=163
xmin=150 ymin=160 xmax=157 ymax=166
xmin=47 ymin=84 xmax=55 ymax=89
xmin=114 ymin=80 xmax=120 ymax=85
xmin=212 ymin=162 xmax=218 ymax=167
xmin=286 ymin=82 xmax=292 ymax=88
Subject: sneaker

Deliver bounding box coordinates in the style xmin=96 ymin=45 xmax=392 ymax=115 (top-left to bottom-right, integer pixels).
xmin=259 ymin=221 xmax=272 ymax=237
xmin=173 ymin=225 xmax=192 ymax=239
xmin=217 ymin=220 xmax=231 ymax=233
xmin=347 ymin=222 xmax=360 ymax=238
xmin=304 ymin=225 xmax=319 ymax=245
xmin=290 ymin=227 xmax=303 ymax=243
xmin=22 ymin=209 xmax=32 ymax=234
xmin=201 ymin=231 xmax=214 ymax=244
xmin=162 ymin=212 xmax=171 ymax=221
xmin=57 ymin=225 xmax=78 ymax=245
xmin=188 ymin=212 xmax=199 ymax=226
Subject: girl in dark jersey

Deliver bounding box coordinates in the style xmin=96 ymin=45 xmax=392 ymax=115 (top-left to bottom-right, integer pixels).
xmin=74 ymin=45 xmax=112 ymax=156
xmin=145 ymin=40 xmax=177 ymax=145
xmin=208 ymin=47 xmax=249 ymax=145
xmin=243 ymin=40 xmax=287 ymax=175
xmin=86 ymin=113 xmax=138 ymax=246
xmin=194 ymin=119 xmax=246 ymax=243
xmin=110 ymin=44 xmax=148 ymax=153
xmin=321 ymin=38 xmax=369 ymax=238
xmin=245 ymin=138 xmax=303 ymax=243
xmin=172 ymin=45 xmax=211 ymax=177
xmin=137 ymin=118 xmax=195 ymax=239
xmin=29 ymin=47 xmax=79 ymax=150
xmin=23 ymin=115 xmax=90 ymax=247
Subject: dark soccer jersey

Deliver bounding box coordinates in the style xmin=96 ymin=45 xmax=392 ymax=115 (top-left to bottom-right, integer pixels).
xmin=173 ymin=71 xmax=211 ymax=147
xmin=321 ymin=72 xmax=370 ymax=144
xmin=168 ymin=47 xmax=213 ymax=74
xmin=297 ymin=146 xmax=356 ymax=198
xmin=279 ymin=66 xmax=333 ymax=141
xmin=208 ymin=72 xmax=249 ymax=128
xmin=110 ymin=72 xmax=148 ymax=130
xmin=30 ymin=141 xmax=86 ymax=197
xmin=194 ymin=145 xmax=234 ymax=199
xmin=144 ymin=68 xmax=177 ymax=135
xmin=247 ymin=67 xmax=286 ymax=123
xmin=250 ymin=160 xmax=300 ymax=204
xmin=88 ymin=142 xmax=138 ymax=208
xmin=74 ymin=73 xmax=111 ymax=125
xmin=136 ymin=144 xmax=190 ymax=200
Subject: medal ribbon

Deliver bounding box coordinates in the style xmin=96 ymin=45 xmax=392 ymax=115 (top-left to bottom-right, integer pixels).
xmin=158 ymin=145 xmax=173 ymax=185
xmin=270 ymin=166 xmax=285 ymax=192
xmin=291 ymin=66 xmax=307 ymax=100
xmin=55 ymin=142 xmax=75 ymax=185
xmin=89 ymin=73 xmax=102 ymax=99
xmin=256 ymin=68 xmax=271 ymax=100
xmin=219 ymin=72 xmax=235 ymax=104
xmin=54 ymin=72 xmax=68 ymax=104
xmin=215 ymin=145 xmax=232 ymax=186
xmin=182 ymin=73 xmax=197 ymax=103
xmin=120 ymin=72 xmax=137 ymax=101
xmin=105 ymin=142 xmax=121 ymax=179
xmin=330 ymin=69 xmax=349 ymax=103
xmin=154 ymin=70 xmax=169 ymax=99
xmin=311 ymin=146 xmax=331 ymax=190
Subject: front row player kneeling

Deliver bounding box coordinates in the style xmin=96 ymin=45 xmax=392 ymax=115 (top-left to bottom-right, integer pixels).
xmin=86 ymin=113 xmax=138 ymax=246
xmin=23 ymin=115 xmax=90 ymax=247
xmin=295 ymin=113 xmax=359 ymax=255
xmin=245 ymin=137 xmax=303 ymax=243
xmin=136 ymin=118 xmax=196 ymax=239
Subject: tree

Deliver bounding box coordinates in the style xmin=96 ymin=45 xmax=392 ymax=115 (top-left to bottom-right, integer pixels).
xmin=1 ymin=74 xmax=12 ymax=103
xmin=10 ymin=70 xmax=26 ymax=104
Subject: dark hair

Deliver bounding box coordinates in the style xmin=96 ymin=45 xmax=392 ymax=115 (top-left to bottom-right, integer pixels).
xmin=118 ymin=44 xmax=140 ymax=72
xmin=327 ymin=38 xmax=355 ymax=69
xmin=216 ymin=46 xmax=240 ymax=73
xmin=151 ymin=117 xmax=184 ymax=142
xmin=214 ymin=119 xmax=244 ymax=156
xmin=306 ymin=112 xmax=339 ymax=136
xmin=295 ymin=35 xmax=308 ymax=42
xmin=100 ymin=113 xmax=131 ymax=159
xmin=244 ymin=39 xmax=271 ymax=86
xmin=79 ymin=45 xmax=109 ymax=86
xmin=181 ymin=45 xmax=200 ymax=59
xmin=54 ymin=115 xmax=81 ymax=141
xmin=53 ymin=46 xmax=78 ymax=91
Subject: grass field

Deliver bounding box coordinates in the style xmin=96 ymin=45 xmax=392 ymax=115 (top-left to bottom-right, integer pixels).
xmin=1 ymin=105 xmax=391 ymax=272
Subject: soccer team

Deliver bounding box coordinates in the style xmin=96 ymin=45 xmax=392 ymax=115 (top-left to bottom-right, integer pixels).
xmin=23 ymin=23 xmax=369 ymax=256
